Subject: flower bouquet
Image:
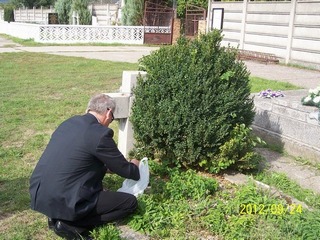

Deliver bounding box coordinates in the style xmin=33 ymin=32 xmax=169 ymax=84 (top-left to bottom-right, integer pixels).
xmin=258 ymin=89 xmax=285 ymax=98
xmin=301 ymin=86 xmax=320 ymax=108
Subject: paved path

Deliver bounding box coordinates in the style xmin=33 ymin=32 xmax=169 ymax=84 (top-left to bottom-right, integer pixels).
xmin=1 ymin=36 xmax=320 ymax=89
xmin=0 ymin=35 xmax=158 ymax=62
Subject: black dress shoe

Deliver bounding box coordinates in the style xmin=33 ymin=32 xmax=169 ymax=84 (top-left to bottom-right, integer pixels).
xmin=48 ymin=218 xmax=57 ymax=230
xmin=54 ymin=220 xmax=87 ymax=240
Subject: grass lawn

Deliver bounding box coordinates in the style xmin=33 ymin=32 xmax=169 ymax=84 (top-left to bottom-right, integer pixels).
xmin=0 ymin=52 xmax=138 ymax=239
xmin=1 ymin=51 xmax=318 ymax=240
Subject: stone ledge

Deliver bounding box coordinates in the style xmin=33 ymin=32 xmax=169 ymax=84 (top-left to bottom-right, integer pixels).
xmin=252 ymin=89 xmax=320 ymax=164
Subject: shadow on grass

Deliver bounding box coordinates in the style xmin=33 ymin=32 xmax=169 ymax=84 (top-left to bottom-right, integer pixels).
xmin=0 ymin=176 xmax=31 ymax=217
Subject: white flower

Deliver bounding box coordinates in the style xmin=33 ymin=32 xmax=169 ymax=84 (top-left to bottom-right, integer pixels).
xmin=304 ymin=96 xmax=312 ymax=102
xmin=313 ymin=96 xmax=320 ymax=104
xmin=312 ymin=89 xmax=318 ymax=95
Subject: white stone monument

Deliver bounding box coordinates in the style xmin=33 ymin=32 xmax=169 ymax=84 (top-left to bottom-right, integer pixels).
xmin=104 ymin=71 xmax=147 ymax=157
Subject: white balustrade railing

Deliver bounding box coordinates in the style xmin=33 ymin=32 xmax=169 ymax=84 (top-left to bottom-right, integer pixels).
xmin=144 ymin=26 xmax=171 ymax=34
xmin=39 ymin=25 xmax=144 ymax=44
xmin=0 ymin=21 xmax=145 ymax=44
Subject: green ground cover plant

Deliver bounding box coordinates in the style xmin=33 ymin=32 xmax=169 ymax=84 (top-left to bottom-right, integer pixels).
xmin=1 ymin=51 xmax=315 ymax=240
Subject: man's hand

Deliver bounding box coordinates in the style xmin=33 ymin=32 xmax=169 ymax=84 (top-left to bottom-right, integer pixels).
xmin=130 ymin=159 xmax=140 ymax=167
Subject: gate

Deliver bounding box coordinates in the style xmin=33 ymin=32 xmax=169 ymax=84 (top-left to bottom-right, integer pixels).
xmin=185 ymin=4 xmax=206 ymax=37
xmin=143 ymin=1 xmax=174 ymax=45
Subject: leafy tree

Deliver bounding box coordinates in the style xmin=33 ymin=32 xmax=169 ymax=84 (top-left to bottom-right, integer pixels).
xmin=176 ymin=0 xmax=208 ymax=18
xmin=9 ymin=0 xmax=54 ymax=8
xmin=70 ymin=0 xmax=91 ymax=25
xmin=54 ymin=0 xmax=71 ymax=24
xmin=121 ymin=0 xmax=144 ymax=26
xmin=54 ymin=0 xmax=91 ymax=25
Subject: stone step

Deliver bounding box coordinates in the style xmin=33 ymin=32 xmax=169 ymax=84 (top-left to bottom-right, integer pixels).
xmin=224 ymin=148 xmax=320 ymax=210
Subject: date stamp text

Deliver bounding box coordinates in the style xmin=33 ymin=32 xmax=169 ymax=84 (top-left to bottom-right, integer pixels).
xmin=239 ymin=203 xmax=303 ymax=215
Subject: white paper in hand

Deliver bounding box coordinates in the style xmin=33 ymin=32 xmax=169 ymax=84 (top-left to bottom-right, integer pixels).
xmin=117 ymin=157 xmax=149 ymax=197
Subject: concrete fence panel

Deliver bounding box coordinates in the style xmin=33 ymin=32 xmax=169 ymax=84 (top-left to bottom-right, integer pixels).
xmin=14 ymin=7 xmax=54 ymax=24
xmin=208 ymin=0 xmax=320 ymax=69
xmin=90 ymin=3 xmax=120 ymax=26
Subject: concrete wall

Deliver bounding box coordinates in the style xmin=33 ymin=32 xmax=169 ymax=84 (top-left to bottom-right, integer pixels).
xmin=89 ymin=3 xmax=120 ymax=26
xmin=253 ymin=90 xmax=320 ymax=164
xmin=207 ymin=0 xmax=320 ymax=69
xmin=0 ymin=21 xmax=144 ymax=44
xmin=14 ymin=7 xmax=54 ymax=24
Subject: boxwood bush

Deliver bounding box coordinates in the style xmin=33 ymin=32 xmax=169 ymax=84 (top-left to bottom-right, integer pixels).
xmin=131 ymin=30 xmax=255 ymax=171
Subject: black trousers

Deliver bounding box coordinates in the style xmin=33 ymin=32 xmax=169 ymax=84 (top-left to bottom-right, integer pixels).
xmin=61 ymin=190 xmax=138 ymax=229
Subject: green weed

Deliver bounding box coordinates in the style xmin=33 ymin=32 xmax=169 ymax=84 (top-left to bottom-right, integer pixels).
xmin=90 ymin=224 xmax=122 ymax=240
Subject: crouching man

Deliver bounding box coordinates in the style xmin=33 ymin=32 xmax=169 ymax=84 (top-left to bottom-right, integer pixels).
xmin=29 ymin=94 xmax=140 ymax=240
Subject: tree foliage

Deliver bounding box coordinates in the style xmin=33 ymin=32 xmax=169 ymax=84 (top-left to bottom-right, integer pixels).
xmin=9 ymin=0 xmax=54 ymax=8
xmin=70 ymin=0 xmax=91 ymax=25
xmin=176 ymin=0 xmax=208 ymax=18
xmin=54 ymin=0 xmax=71 ymax=24
xmin=121 ymin=0 xmax=144 ymax=26
xmin=54 ymin=0 xmax=91 ymax=25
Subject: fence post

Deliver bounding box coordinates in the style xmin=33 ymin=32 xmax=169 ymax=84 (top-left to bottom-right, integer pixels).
xmin=41 ymin=6 xmax=43 ymax=23
xmin=34 ymin=25 xmax=41 ymax=42
xmin=239 ymin=0 xmax=248 ymax=49
xmin=286 ymin=0 xmax=297 ymax=64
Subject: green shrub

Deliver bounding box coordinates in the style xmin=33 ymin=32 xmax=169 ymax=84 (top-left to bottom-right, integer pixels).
xmin=202 ymin=123 xmax=265 ymax=173
xmin=131 ymin=30 xmax=255 ymax=171
xmin=4 ymin=5 xmax=14 ymax=23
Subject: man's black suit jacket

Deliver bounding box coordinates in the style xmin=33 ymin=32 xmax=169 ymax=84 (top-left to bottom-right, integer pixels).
xmin=29 ymin=113 xmax=140 ymax=221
